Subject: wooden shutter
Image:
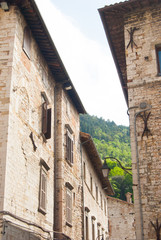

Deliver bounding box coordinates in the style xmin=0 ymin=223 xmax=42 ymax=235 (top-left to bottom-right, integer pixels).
xmin=23 ymin=26 xmax=31 ymax=58
xmin=42 ymin=102 xmax=47 ymax=135
xmin=40 ymin=167 xmax=47 ymax=212
xmin=45 ymin=108 xmax=51 ymax=139
xmin=66 ymin=188 xmax=72 ymax=224
xmin=66 ymin=131 xmax=73 ymax=163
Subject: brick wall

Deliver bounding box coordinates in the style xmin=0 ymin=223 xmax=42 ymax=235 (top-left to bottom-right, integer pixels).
xmin=125 ymin=4 xmax=161 ymax=240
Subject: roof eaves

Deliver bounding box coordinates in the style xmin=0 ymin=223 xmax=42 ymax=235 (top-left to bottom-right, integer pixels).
xmin=8 ymin=0 xmax=86 ymax=114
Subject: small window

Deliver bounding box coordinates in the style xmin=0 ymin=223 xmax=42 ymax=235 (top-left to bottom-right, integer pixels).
xmin=66 ymin=129 xmax=73 ymax=164
xmin=83 ymin=162 xmax=86 ymax=181
xmin=90 ymin=175 xmax=93 ymax=193
xmin=156 ymin=46 xmax=161 ymax=75
xmin=42 ymin=93 xmax=51 ymax=140
xmin=96 ymin=185 xmax=98 ymax=202
xmin=100 ymin=192 xmax=103 ymax=209
xmin=38 ymin=159 xmax=50 ymax=214
xmin=39 ymin=166 xmax=47 ymax=214
xmin=85 ymin=215 xmax=89 ymax=240
xmin=92 ymin=219 xmax=95 ymax=240
xmin=66 ymin=188 xmax=72 ymax=226
xmin=104 ymin=199 xmax=107 ymax=215
xmin=23 ymin=26 xmax=31 ymax=58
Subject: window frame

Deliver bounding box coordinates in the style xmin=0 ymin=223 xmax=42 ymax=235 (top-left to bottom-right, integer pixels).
xmin=41 ymin=93 xmax=51 ymax=140
xmin=65 ymin=125 xmax=74 ymax=165
xmin=90 ymin=174 xmax=93 ymax=194
xmin=85 ymin=215 xmax=89 ymax=240
xmin=38 ymin=159 xmax=50 ymax=215
xmin=156 ymin=46 xmax=161 ymax=75
xmin=39 ymin=166 xmax=47 ymax=214
xmin=66 ymin=182 xmax=73 ymax=227
xmin=23 ymin=26 xmax=31 ymax=59
xmin=96 ymin=185 xmax=98 ymax=203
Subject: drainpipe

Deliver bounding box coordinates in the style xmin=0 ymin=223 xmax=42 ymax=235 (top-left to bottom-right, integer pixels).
xmin=128 ymin=102 xmax=152 ymax=240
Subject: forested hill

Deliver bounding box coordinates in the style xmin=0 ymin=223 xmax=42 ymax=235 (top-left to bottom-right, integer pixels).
xmin=80 ymin=114 xmax=132 ymax=201
xmin=80 ymin=114 xmax=131 ymax=167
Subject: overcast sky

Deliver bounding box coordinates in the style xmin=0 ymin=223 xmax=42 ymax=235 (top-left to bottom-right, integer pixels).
xmin=35 ymin=0 xmax=129 ymax=126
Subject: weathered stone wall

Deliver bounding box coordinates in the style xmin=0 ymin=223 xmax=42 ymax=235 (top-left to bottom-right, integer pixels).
xmin=107 ymin=196 xmax=135 ymax=240
xmin=125 ymin=4 xmax=161 ymax=240
xmin=0 ymin=8 xmax=16 ymax=212
xmin=0 ymin=6 xmax=55 ymax=239
xmin=54 ymin=85 xmax=82 ymax=239
xmin=83 ymin=148 xmax=109 ymax=240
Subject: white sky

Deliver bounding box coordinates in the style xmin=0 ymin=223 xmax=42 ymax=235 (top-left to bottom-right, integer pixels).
xmin=35 ymin=0 xmax=129 ymax=126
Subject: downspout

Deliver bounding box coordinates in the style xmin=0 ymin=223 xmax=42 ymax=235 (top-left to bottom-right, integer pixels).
xmin=128 ymin=102 xmax=152 ymax=240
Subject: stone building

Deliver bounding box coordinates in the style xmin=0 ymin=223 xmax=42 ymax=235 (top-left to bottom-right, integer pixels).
xmin=0 ymin=0 xmax=86 ymax=239
xmin=107 ymin=196 xmax=135 ymax=240
xmin=80 ymin=132 xmax=114 ymax=240
xmin=99 ymin=0 xmax=161 ymax=239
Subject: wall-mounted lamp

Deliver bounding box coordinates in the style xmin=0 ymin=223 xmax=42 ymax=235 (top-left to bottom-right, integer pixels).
xmin=0 ymin=2 xmax=9 ymax=11
xmin=101 ymin=159 xmax=110 ymax=177
xmin=103 ymin=157 xmax=132 ymax=176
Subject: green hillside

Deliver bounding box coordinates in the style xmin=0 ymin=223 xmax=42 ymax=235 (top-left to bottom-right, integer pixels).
xmin=80 ymin=114 xmax=133 ymax=201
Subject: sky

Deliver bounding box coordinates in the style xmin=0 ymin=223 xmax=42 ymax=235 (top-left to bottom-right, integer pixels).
xmin=35 ymin=0 xmax=129 ymax=126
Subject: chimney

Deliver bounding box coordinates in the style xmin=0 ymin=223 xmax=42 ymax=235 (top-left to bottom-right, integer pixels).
xmin=126 ymin=192 xmax=132 ymax=203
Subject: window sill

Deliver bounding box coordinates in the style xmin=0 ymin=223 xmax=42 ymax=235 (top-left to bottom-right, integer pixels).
xmin=23 ymin=47 xmax=31 ymax=60
xmin=66 ymin=159 xmax=73 ymax=167
xmin=66 ymin=221 xmax=72 ymax=228
xmin=38 ymin=207 xmax=46 ymax=215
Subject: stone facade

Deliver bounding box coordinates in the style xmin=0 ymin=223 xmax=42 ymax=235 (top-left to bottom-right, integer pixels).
xmin=99 ymin=1 xmax=161 ymax=239
xmin=125 ymin=5 xmax=161 ymax=240
xmin=80 ymin=132 xmax=114 ymax=240
xmin=0 ymin=1 xmax=137 ymax=240
xmin=0 ymin=5 xmax=55 ymax=240
xmin=54 ymin=85 xmax=83 ymax=239
xmin=0 ymin=1 xmax=85 ymax=240
xmin=107 ymin=196 xmax=135 ymax=240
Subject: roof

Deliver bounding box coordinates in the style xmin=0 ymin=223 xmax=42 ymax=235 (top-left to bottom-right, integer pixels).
xmin=98 ymin=0 xmax=161 ymax=104
xmin=107 ymin=195 xmax=133 ymax=206
xmin=80 ymin=132 xmax=114 ymax=196
xmin=4 ymin=0 xmax=86 ymax=114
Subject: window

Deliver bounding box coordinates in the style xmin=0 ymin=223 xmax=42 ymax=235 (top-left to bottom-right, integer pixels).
xmin=39 ymin=159 xmax=50 ymax=214
xmin=97 ymin=228 xmax=100 ymax=240
xmin=85 ymin=215 xmax=89 ymax=240
xmin=66 ymin=188 xmax=72 ymax=225
xmin=65 ymin=125 xmax=74 ymax=164
xmin=104 ymin=199 xmax=107 ymax=215
xmin=41 ymin=93 xmax=51 ymax=140
xmin=100 ymin=192 xmax=103 ymax=209
xmin=23 ymin=26 xmax=31 ymax=58
xmin=83 ymin=162 xmax=86 ymax=181
xmin=65 ymin=182 xmax=73 ymax=226
xmin=96 ymin=185 xmax=98 ymax=202
xmin=156 ymin=46 xmax=161 ymax=75
xmin=90 ymin=175 xmax=93 ymax=193
xmin=91 ymin=216 xmax=96 ymax=240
